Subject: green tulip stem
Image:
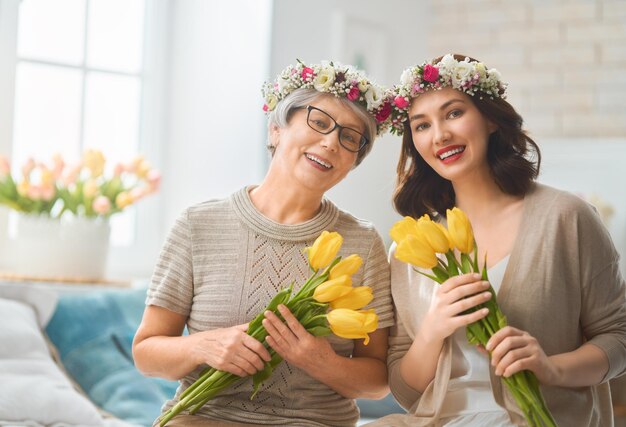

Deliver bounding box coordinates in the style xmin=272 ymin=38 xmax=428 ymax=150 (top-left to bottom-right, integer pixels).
xmin=158 ymin=252 xmax=367 ymax=425
xmin=421 ymin=248 xmax=557 ymax=427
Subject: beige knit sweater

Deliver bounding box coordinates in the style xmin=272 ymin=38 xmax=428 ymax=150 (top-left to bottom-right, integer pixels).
xmin=147 ymin=186 xmax=393 ymax=426
xmin=367 ymin=183 xmax=626 ymax=427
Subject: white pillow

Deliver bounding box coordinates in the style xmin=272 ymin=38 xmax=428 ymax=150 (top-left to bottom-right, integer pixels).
xmin=0 ymin=297 xmax=105 ymax=426
xmin=0 ymin=285 xmax=58 ymax=327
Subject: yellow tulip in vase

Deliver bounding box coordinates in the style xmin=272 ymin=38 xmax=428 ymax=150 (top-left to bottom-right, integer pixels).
xmin=0 ymin=150 xmax=160 ymax=280
xmin=390 ymin=208 xmax=557 ymax=427
xmin=158 ymin=230 xmax=379 ymax=426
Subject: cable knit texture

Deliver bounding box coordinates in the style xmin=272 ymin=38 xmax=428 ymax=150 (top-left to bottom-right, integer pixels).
xmin=147 ymin=186 xmax=393 ymax=426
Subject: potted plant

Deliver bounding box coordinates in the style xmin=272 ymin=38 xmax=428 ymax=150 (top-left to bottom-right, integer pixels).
xmin=0 ymin=149 xmax=160 ymax=280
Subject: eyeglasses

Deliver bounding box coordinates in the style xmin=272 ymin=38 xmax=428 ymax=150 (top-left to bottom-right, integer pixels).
xmin=302 ymin=105 xmax=369 ymax=153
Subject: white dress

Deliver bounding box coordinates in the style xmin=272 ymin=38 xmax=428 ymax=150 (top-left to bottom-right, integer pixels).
xmin=437 ymin=256 xmax=516 ymax=427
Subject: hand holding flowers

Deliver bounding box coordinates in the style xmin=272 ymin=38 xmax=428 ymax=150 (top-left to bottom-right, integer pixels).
xmin=158 ymin=230 xmax=379 ymax=426
xmin=391 ymin=208 xmax=556 ymax=427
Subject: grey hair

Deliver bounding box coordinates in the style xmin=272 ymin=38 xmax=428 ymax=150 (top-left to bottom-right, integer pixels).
xmin=266 ymin=88 xmax=377 ymax=167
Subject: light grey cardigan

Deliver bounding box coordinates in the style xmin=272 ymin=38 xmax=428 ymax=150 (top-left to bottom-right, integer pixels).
xmin=369 ymin=183 xmax=626 ymax=427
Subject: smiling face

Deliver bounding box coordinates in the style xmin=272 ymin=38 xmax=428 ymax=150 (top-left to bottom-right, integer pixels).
xmin=407 ymin=87 xmax=497 ymax=184
xmin=268 ymin=94 xmax=363 ymax=195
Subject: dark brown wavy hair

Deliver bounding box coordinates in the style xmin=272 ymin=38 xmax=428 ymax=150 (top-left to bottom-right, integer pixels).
xmin=393 ymin=54 xmax=541 ymax=219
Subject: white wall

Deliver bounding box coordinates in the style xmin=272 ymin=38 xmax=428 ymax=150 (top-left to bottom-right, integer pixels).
xmin=160 ymin=0 xmax=272 ymax=236
xmin=161 ymin=0 xmax=426 ymax=251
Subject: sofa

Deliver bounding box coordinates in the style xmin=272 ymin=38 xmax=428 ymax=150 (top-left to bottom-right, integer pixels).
xmin=0 ymin=281 xmax=403 ymax=426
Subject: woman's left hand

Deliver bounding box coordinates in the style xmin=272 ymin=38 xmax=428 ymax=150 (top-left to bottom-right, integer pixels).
xmin=486 ymin=326 xmax=560 ymax=385
xmin=262 ymin=304 xmax=335 ymax=372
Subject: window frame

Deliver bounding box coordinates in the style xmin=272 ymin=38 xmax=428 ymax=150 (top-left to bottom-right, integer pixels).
xmin=0 ymin=0 xmax=170 ymax=279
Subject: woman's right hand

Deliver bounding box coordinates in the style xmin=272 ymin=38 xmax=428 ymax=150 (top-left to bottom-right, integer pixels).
xmin=418 ymin=273 xmax=492 ymax=344
xmin=191 ymin=323 xmax=272 ymax=377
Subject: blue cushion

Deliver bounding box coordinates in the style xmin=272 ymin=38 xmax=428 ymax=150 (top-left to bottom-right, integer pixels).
xmin=357 ymin=394 xmax=404 ymax=418
xmin=45 ymin=288 xmax=178 ymax=427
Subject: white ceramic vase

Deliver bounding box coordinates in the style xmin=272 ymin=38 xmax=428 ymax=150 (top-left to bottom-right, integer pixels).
xmin=10 ymin=214 xmax=111 ymax=280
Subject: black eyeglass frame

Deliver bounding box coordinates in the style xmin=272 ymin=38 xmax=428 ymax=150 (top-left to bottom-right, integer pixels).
xmin=302 ymin=105 xmax=369 ymax=153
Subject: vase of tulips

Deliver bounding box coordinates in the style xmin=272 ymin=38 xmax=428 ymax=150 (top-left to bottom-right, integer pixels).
xmin=0 ymin=150 xmax=160 ymax=280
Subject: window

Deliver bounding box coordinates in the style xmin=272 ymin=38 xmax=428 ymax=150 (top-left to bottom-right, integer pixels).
xmin=0 ymin=0 xmax=168 ymax=277
xmin=13 ymin=0 xmax=146 ymax=245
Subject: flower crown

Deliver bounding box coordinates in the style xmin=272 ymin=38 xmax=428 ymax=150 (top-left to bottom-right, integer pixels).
xmin=389 ymin=54 xmax=508 ymax=135
xmin=262 ymin=60 xmax=393 ymax=135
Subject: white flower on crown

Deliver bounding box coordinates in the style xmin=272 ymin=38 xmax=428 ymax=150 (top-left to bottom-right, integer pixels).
xmin=438 ymin=54 xmax=457 ymax=72
xmin=487 ymin=68 xmax=502 ymax=85
xmin=400 ymin=68 xmax=414 ymax=86
xmin=265 ymin=94 xmax=278 ymax=111
xmin=451 ymin=61 xmax=474 ymax=87
xmin=314 ymin=66 xmax=336 ymax=92
xmin=475 ymin=62 xmax=487 ymax=79
xmin=357 ymin=79 xmax=370 ymax=93
xmin=365 ymin=84 xmax=384 ymax=110
xmin=277 ymin=74 xmax=291 ymax=92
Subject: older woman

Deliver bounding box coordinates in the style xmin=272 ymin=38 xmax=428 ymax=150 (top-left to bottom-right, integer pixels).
xmin=133 ymin=60 xmax=395 ymax=426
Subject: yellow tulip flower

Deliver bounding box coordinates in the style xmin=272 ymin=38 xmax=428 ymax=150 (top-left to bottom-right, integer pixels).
xmin=83 ymin=179 xmax=99 ymax=198
xmin=330 ymin=286 xmax=373 ymax=310
xmin=417 ymin=215 xmax=451 ymax=254
xmin=435 ymin=222 xmax=454 ymax=251
xmin=313 ymin=275 xmax=353 ymax=303
xmin=17 ymin=180 xmax=30 ymax=197
xmin=446 ymin=207 xmax=475 ymax=254
xmin=115 ymin=191 xmax=133 ymax=209
xmin=327 ymin=308 xmax=378 ymax=345
xmin=306 ymin=230 xmax=343 ymax=271
xmin=39 ymin=167 xmax=55 ymax=187
xmin=395 ymin=234 xmax=438 ymax=270
xmin=389 ymin=216 xmax=421 ymax=245
xmin=329 ymin=254 xmax=363 ymax=280
xmin=83 ymin=149 xmax=106 ymax=177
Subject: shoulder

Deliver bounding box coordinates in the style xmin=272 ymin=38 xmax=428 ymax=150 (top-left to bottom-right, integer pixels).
xmin=334 ymin=207 xmax=379 ymax=237
xmin=331 ymin=207 xmax=387 ymax=259
xmin=174 ymin=195 xmax=238 ymax=231
xmin=529 ymin=183 xmax=598 ymax=221
xmin=168 ymin=195 xmax=238 ymax=241
xmin=186 ymin=196 xmax=232 ymax=220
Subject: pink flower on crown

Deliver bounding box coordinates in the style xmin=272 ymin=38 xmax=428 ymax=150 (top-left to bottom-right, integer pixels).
xmin=393 ymin=95 xmax=409 ymax=109
xmin=375 ymin=102 xmax=392 ymax=123
xmin=423 ymin=64 xmax=439 ymax=83
xmin=412 ymin=83 xmax=424 ymax=95
xmin=347 ymin=86 xmax=360 ymax=101
xmin=263 ymin=104 xmax=269 ymax=112
xmin=301 ymin=67 xmax=315 ymax=81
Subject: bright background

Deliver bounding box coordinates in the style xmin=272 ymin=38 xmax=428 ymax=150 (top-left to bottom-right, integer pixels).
xmin=0 ymin=0 xmax=625 ymax=279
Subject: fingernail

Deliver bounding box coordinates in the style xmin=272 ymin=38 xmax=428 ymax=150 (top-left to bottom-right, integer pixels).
xmin=482 ymin=281 xmax=490 ymax=287
xmin=473 ymin=273 xmax=481 ymax=280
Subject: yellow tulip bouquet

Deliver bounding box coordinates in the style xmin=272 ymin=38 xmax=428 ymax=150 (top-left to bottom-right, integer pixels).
xmin=391 ymin=208 xmax=556 ymax=427
xmin=158 ymin=230 xmax=379 ymax=426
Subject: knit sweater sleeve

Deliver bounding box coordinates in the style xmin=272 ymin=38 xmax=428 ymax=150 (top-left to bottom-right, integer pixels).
xmin=146 ymin=208 xmax=194 ymax=316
